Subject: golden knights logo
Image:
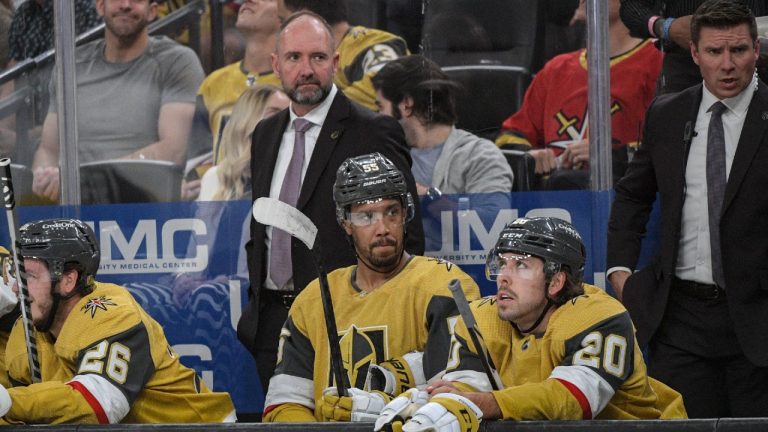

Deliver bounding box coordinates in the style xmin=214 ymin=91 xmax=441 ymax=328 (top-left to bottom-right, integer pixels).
xmin=81 ymin=296 xmax=117 ymax=318
xmin=333 ymin=324 xmax=387 ymax=389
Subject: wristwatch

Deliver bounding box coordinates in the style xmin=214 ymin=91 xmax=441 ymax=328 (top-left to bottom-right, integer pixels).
xmin=426 ymin=186 xmax=442 ymax=201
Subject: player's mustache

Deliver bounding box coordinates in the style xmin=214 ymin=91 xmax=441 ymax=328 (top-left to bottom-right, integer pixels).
xmin=371 ymin=238 xmax=396 ymax=248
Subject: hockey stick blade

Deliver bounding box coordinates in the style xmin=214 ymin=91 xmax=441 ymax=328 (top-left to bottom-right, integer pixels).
xmin=251 ymin=197 xmax=348 ymax=396
xmin=448 ymin=279 xmax=503 ymax=390
xmin=252 ymin=197 xmax=318 ymax=251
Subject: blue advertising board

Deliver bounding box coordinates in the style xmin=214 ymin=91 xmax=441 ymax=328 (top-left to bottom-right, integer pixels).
xmin=0 ymin=191 xmax=659 ymax=415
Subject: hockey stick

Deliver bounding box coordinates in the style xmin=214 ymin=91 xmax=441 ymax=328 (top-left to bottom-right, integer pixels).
xmin=448 ymin=279 xmax=503 ymax=390
xmin=0 ymin=158 xmax=41 ymax=383
xmin=252 ymin=197 xmax=348 ymax=396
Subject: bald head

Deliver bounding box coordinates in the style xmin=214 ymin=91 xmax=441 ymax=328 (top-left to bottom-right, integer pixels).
xmin=271 ymin=11 xmax=339 ymax=115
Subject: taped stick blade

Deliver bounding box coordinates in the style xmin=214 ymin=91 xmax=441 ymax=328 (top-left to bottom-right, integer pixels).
xmin=252 ymin=197 xmax=318 ymax=250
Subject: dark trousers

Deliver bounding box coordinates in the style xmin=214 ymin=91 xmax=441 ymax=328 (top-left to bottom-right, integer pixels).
xmin=649 ymin=287 xmax=768 ymax=418
xmin=254 ymin=296 xmax=290 ymax=396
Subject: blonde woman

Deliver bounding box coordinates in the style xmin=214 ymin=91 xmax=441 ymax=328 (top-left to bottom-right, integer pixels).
xmin=198 ymin=85 xmax=289 ymax=201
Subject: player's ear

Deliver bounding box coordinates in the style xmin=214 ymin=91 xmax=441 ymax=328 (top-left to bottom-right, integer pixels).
xmin=547 ymin=271 xmax=566 ymax=298
xmin=341 ymin=219 xmax=353 ymax=236
xmin=57 ymin=270 xmax=79 ymax=297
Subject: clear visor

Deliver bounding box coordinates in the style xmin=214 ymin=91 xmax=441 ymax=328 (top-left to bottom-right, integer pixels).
xmin=346 ymin=199 xmax=406 ymax=227
xmin=485 ymin=252 xmax=539 ymax=281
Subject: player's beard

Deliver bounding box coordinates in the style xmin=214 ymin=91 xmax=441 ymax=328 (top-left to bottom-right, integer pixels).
xmin=361 ymin=237 xmax=403 ymax=273
xmin=287 ymin=78 xmax=331 ymax=106
xmin=30 ymin=292 xmax=54 ymax=331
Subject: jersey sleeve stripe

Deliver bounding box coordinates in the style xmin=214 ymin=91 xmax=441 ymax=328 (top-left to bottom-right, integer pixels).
xmin=68 ymin=374 xmax=131 ymax=424
xmin=67 ymin=381 xmax=109 ymax=424
xmin=550 ymin=365 xmax=616 ymax=418
xmin=554 ymin=378 xmax=592 ymax=419
xmin=264 ymin=374 xmax=315 ymax=409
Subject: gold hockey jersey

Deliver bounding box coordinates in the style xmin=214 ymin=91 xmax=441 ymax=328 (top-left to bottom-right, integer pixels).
xmin=264 ymin=256 xmax=480 ymax=422
xmin=335 ymin=26 xmax=408 ymax=111
xmin=5 ymin=282 xmax=235 ymax=424
xmin=194 ymin=61 xmax=281 ymax=164
xmin=445 ymin=285 xmax=687 ymax=420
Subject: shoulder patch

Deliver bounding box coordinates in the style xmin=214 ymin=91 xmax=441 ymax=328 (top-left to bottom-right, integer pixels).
xmin=81 ymin=296 xmax=117 ymax=318
xmin=426 ymin=257 xmax=454 ymax=271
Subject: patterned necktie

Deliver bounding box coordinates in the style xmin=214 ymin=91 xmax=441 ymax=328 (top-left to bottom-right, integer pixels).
xmin=270 ymin=118 xmax=313 ymax=288
xmin=706 ymin=101 xmax=727 ymax=289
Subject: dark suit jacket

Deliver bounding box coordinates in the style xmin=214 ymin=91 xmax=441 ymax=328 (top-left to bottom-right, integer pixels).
xmin=238 ymin=91 xmax=425 ymax=355
xmin=607 ymin=81 xmax=768 ymax=367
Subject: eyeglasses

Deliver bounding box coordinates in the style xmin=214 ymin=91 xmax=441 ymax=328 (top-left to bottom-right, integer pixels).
xmin=485 ymin=253 xmax=539 ymax=281
xmin=347 ymin=206 xmax=405 ymax=227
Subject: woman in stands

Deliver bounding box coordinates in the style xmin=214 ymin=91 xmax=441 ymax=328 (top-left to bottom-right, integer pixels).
xmin=198 ymin=84 xmax=289 ymax=201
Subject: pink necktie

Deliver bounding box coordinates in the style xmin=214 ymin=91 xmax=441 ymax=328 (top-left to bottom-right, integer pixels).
xmin=269 ymin=118 xmax=313 ymax=288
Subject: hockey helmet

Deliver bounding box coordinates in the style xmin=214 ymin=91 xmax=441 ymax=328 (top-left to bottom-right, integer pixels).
xmin=486 ymin=217 xmax=585 ymax=281
xmin=19 ymin=219 xmax=100 ymax=285
xmin=333 ymin=152 xmax=415 ymax=224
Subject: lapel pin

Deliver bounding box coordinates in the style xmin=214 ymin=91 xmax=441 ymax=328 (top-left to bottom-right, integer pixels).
xmin=762 ymin=112 xmax=768 ymax=120
xmin=330 ymin=130 xmax=342 ymax=140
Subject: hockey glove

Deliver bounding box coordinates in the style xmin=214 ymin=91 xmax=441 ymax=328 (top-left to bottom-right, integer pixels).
xmin=365 ymin=352 xmax=426 ymax=395
xmin=319 ymin=387 xmax=392 ymax=422
xmin=401 ymin=393 xmax=483 ymax=432
xmin=374 ymin=388 xmax=430 ymax=431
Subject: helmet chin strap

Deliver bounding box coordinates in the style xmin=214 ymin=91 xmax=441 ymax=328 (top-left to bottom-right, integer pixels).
xmin=513 ymin=272 xmax=558 ymax=335
xmin=514 ymin=297 xmax=554 ymax=335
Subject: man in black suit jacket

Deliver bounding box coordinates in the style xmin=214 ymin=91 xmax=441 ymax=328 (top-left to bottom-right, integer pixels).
xmin=238 ymin=11 xmax=424 ymax=397
xmin=607 ymin=0 xmax=768 ymax=418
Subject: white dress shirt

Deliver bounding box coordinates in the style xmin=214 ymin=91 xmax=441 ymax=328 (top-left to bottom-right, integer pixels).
xmin=607 ymin=75 xmax=757 ymax=283
xmin=264 ymin=85 xmax=339 ymax=291
xmin=675 ymin=76 xmax=755 ymax=285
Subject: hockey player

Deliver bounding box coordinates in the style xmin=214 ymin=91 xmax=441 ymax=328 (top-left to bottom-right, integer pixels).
xmin=376 ymin=217 xmax=687 ymax=431
xmin=0 ymin=219 xmax=235 ymax=424
xmin=0 ymin=247 xmax=19 ymax=388
xmin=262 ymin=152 xmax=480 ymax=422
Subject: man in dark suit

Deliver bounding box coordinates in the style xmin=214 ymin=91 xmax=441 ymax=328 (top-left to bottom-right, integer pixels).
xmin=607 ymin=0 xmax=768 ymax=418
xmin=239 ymin=10 xmax=424 ymax=397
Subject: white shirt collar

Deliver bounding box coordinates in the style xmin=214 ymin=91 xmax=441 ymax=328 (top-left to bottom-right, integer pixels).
xmin=700 ymin=73 xmax=757 ymax=116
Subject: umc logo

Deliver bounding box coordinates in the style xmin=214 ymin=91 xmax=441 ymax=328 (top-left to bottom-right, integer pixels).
xmin=91 ymin=219 xmax=209 ymax=274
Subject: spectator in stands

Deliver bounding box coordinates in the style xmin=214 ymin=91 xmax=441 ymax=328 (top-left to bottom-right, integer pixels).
xmin=198 ymin=84 xmax=289 ymax=201
xmin=495 ymin=0 xmax=661 ymax=189
xmin=171 ymin=85 xmax=288 ymax=307
xmin=620 ymin=0 xmax=767 ymax=94
xmin=0 ymin=218 xmax=235 ymax=423
xmin=374 ymin=217 xmax=685 ymax=431
xmin=262 ymin=153 xmax=479 ymax=422
xmin=239 ymin=11 xmax=423 ymax=396
xmin=608 ymin=0 xmax=768 ymax=418
xmin=0 ymin=0 xmax=13 ymax=69
xmin=277 ymin=0 xmax=409 ymax=111
xmin=188 ymin=0 xmax=282 ymax=168
xmin=0 ymin=0 xmax=100 ymax=159
xmin=30 ymin=0 xmax=204 ymax=202
xmin=372 ymin=55 xmax=513 ymax=197
xmin=8 ymin=0 xmax=101 ymax=62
